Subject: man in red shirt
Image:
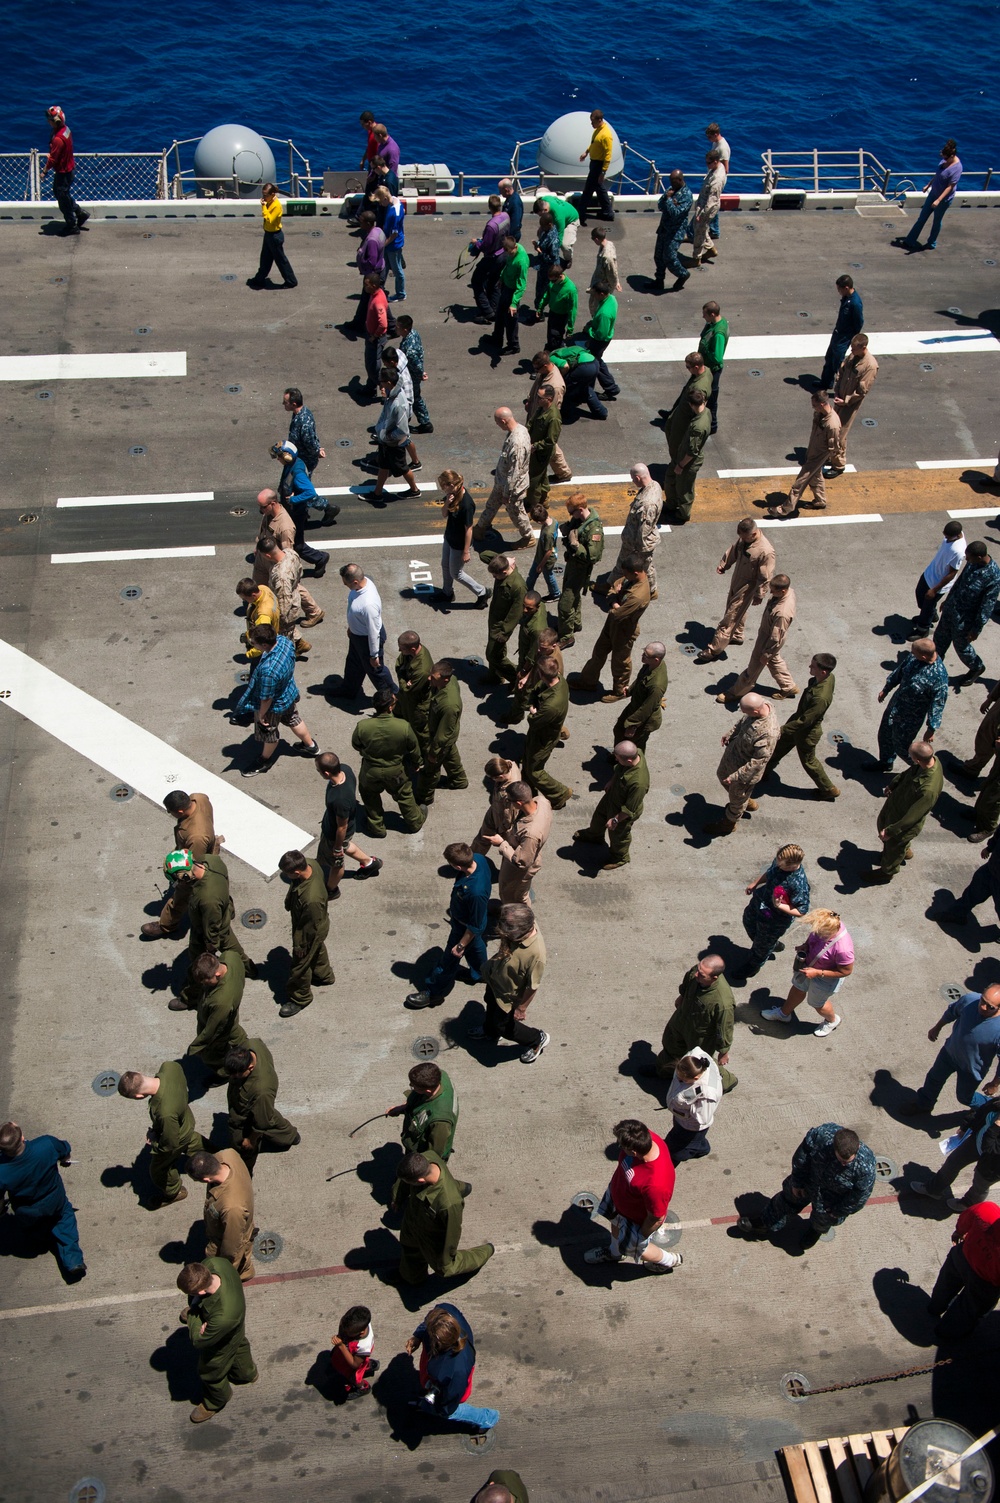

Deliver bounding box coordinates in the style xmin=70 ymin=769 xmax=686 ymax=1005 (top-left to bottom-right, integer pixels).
xmin=585 ymin=1119 xmax=683 ymax=1273
xmin=929 ymin=1200 xmax=1000 ymax=1339
xmin=363 ymin=274 xmax=390 ymax=396
xmin=42 ymin=106 xmax=88 ymax=235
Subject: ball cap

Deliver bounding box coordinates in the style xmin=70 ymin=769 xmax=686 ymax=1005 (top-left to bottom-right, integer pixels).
xmin=163 ymin=849 xmax=195 ymax=878
xmin=270 ymin=440 xmax=297 ymax=459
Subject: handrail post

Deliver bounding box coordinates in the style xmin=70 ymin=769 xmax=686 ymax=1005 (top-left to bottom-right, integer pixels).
xmin=458 ymin=171 xmax=465 ymax=197
xmin=813 ymin=148 xmax=819 ymax=194
xmin=858 ymin=147 xmax=864 ymax=192
xmin=29 ymin=147 xmax=39 ymax=201
xmin=881 ymin=166 xmax=891 ymax=197
xmin=986 ymin=167 xmax=994 ymax=190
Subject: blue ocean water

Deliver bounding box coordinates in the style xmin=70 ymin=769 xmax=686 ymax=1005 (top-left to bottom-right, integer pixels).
xmin=4 ymin=0 xmax=999 ymax=177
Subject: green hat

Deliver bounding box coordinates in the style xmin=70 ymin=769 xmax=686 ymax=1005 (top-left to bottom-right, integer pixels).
xmin=163 ymin=849 xmax=195 ymax=878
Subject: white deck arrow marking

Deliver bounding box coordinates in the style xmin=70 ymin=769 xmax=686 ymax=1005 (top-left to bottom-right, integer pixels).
xmin=0 ymin=352 xmax=187 ymax=380
xmin=609 ymin=329 xmax=998 ymax=364
xmin=0 ymin=639 xmax=310 ymax=876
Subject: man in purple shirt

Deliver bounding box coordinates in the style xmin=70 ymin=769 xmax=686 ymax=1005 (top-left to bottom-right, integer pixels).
xmin=896 ymin=140 xmax=962 ymax=251
xmin=349 ymin=211 xmax=391 ymax=334
xmin=373 ymin=123 xmax=400 ymax=175
xmin=470 ymin=195 xmax=511 ymax=321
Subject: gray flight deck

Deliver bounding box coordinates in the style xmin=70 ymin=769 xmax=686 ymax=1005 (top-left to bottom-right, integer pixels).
xmin=0 ymin=200 xmax=999 ymax=1503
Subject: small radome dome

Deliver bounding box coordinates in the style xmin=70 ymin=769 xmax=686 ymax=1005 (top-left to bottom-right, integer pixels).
xmin=536 ymin=112 xmax=624 ymax=178
xmin=193 ymin=125 xmax=277 ymax=197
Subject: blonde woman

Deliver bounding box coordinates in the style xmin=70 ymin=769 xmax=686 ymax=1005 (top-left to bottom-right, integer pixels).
xmin=761 ymin=908 xmax=853 ymax=1037
xmin=437 ymin=470 xmax=489 ymax=609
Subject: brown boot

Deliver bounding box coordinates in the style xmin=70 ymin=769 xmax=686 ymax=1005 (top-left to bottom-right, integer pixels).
xmin=301 ymin=610 xmax=325 ymax=628
xmin=148 ymin=1186 xmax=189 ymax=1211
xmin=190 ymin=1404 xmax=217 ymax=1424
xmin=141 ymin=921 xmax=178 ymax=940
xmin=694 ymin=651 xmax=718 ymax=664
xmin=703 ymin=816 xmax=738 ymax=836
xmin=746 ymin=798 xmax=759 ymax=812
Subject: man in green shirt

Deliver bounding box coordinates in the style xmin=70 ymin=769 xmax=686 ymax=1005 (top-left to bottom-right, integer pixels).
xmin=117 ymin=1062 xmax=204 ymax=1208
xmin=613 ymin=641 xmax=669 ymax=749
xmin=526 ymin=386 xmax=563 ymax=511
xmin=223 ymin=1038 xmax=299 ymax=1156
xmin=178 ymin=1257 xmax=257 ymax=1422
xmin=483 ymin=554 xmax=527 ymax=684
xmin=654 ymin=954 xmax=737 ymax=1091
xmin=666 ymin=350 xmax=713 ymax=442
xmin=698 ymin=300 xmax=730 ymax=434
xmin=172 ymin=849 xmax=255 ymax=1009
xmin=549 ymin=343 xmax=606 ymax=420
xmin=533 ymin=193 xmax=580 ymax=267
xmin=475 ymin=1473 xmax=530 ymax=1503
xmin=573 ymin=740 xmax=649 ymax=869
xmin=351 ymin=687 xmax=425 ymax=836
xmin=183 ymin=950 xmax=249 ymax=1074
xmin=537 ymin=264 xmax=578 ymax=349
xmin=278 ymin=850 xmax=334 ymax=1015
xmin=491 ymin=233 xmax=529 ymax=355
xmin=396 ymin=1148 xmax=494 ymax=1284
xmin=477 ymin=900 xmax=550 ymax=1061
xmin=582 ymin=290 xmax=620 ymax=400
xmin=388 ymin=1061 xmax=459 ymax=1208
xmin=416 ymin=659 xmax=468 ymax=803
xmin=762 ymin=653 xmax=839 ymax=800
xmin=664 ymin=386 xmax=712 ymax=523
xmin=557 ymin=493 xmax=604 ymax=644
xmin=863 ymin=739 xmax=944 ymax=883
xmin=394 ymin=629 xmax=434 ymax=760
xmin=523 ymin=658 xmax=572 ymax=808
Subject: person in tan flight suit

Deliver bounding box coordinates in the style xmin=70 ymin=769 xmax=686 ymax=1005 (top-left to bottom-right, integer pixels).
xmin=188 ymin=1149 xmax=256 ymax=1281
xmin=718 ymin=575 xmax=798 ymax=703
xmin=705 ymin=695 xmax=780 ymax=836
xmin=253 ymin=488 xmax=322 ymax=624
xmin=696 ymin=518 xmax=775 ymax=664
xmin=472 ymin=757 xmax=522 ymax=856
xmin=829 ymin=334 xmax=878 ymax=475
xmin=524 ymin=352 xmax=572 ymax=482
xmin=481 ymin=781 xmax=553 ymax=905
xmin=769 ymin=391 xmax=841 ymax=517
xmin=570 ymin=558 xmax=652 ymax=702
xmin=142 ymin=790 xmax=222 ymax=940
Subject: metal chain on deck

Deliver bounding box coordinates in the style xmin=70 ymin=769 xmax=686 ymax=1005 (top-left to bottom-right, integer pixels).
xmin=784 ymin=1359 xmax=951 ymax=1399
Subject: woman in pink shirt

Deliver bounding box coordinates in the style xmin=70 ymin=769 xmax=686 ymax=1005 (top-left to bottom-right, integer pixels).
xmin=760 ymin=909 xmax=854 ymax=1038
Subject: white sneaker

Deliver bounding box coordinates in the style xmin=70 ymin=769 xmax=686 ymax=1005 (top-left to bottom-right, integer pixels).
xmin=814 ymin=1014 xmax=842 ymax=1037
xmin=584 ymin=1245 xmax=621 ymax=1264
xmin=520 ymin=1030 xmax=550 ymax=1064
xmin=760 ymin=1005 xmax=792 ymax=1023
xmin=647 ymin=1251 xmax=683 ymax=1272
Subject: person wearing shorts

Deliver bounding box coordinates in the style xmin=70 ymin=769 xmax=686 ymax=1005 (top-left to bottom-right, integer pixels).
xmin=235 ymin=625 xmax=320 ymax=777
xmin=584 ymin=1119 xmax=683 ymax=1274
xmin=760 ymin=909 xmax=854 ymax=1038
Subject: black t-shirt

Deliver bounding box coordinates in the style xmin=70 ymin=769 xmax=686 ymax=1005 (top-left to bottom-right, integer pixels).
xmin=321 ymin=766 xmax=358 ymax=842
xmin=443 ymin=489 xmax=475 ymax=549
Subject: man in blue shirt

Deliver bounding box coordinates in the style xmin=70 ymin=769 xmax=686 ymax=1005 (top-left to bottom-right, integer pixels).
xmin=896 ymin=140 xmax=963 ymax=251
xmin=818 ymin=275 xmax=864 ymax=389
xmin=498 ymin=178 xmax=523 ymax=241
xmin=271 ymin=439 xmax=338 ymax=574
xmin=0 ymin=1121 xmax=86 ymax=1282
xmin=902 ymin=987 xmax=1000 ymax=1111
xmin=405 ymin=843 xmax=492 ymax=1009
xmin=236 ymin=624 xmax=320 ymax=776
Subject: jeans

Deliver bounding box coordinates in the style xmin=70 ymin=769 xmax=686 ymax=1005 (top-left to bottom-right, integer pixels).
xmin=819 ymin=337 xmax=849 ymax=391
xmin=290 ymin=502 xmax=328 ymax=570
xmin=53 ymin=170 xmax=82 ymax=230
xmin=448 ymin=1401 xmax=500 ymax=1431
xmin=254 ymin=229 xmax=297 ymax=287
xmin=579 ymin=160 xmax=613 ymax=222
xmin=19 ymin=1196 xmax=85 ymax=1273
xmin=566 ymin=365 xmax=606 ymax=419
xmin=915 ymin=1046 xmax=980 ymax=1109
xmin=904 ymin=194 xmax=952 ymax=248
xmin=364 ymin=334 xmax=386 ymax=392
xmin=341 ymin=627 xmax=397 ymax=698
xmin=385 ymin=245 xmax=405 ymax=297
xmin=441 ymin=540 xmax=486 ymax=599
xmin=546 ymin=313 xmax=570 ymax=350
xmin=526 ymin=556 xmax=560 ymax=600
xmin=934 ymin=617 xmax=984 ymax=676
xmin=424 ymin=920 xmax=487 ymax=999
xmin=585 ymin=336 xmax=618 ymax=395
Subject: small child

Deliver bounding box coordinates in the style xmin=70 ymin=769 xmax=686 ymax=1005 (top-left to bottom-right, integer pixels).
xmin=525 ymin=501 xmax=560 ymax=602
xmin=330 ymin=1305 xmax=378 ymax=1398
xmin=396 ymin=314 xmax=433 ymax=434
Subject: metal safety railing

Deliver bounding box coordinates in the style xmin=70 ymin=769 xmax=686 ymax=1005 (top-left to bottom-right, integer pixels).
xmin=761 ymin=147 xmax=995 ymax=195
xmin=0 ymin=149 xmax=168 ymax=202
xmin=163 ymin=135 xmax=315 ymax=199
xmin=510 ymin=136 xmax=666 ymax=195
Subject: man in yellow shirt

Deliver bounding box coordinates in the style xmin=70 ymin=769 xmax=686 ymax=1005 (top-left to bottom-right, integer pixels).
xmin=236 ymin=579 xmax=280 ymax=662
xmin=247 ymin=182 xmax=298 ymax=290
xmin=578 ymin=110 xmax=615 ymax=226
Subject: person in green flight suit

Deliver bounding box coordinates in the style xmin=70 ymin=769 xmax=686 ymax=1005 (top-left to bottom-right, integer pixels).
xmin=573 ymin=740 xmax=649 ymax=870
xmin=474 ymin=1472 xmax=531 ymax=1503
xmin=526 ymin=385 xmax=563 ymax=511
xmin=482 ymin=554 xmax=528 ymax=685
xmin=170 ymin=849 xmax=255 ymax=1009
xmin=177 ymin=1256 xmax=258 ymax=1423
xmin=664 ymin=386 xmax=712 ymax=523
xmin=523 ymin=658 xmax=573 ymax=808
xmin=761 ymin=652 xmax=840 ymax=800
xmin=654 ymin=953 xmax=738 ymax=1092
xmin=181 ymin=950 xmax=249 ymax=1074
xmin=117 ymin=1062 xmax=205 ymax=1209
xmin=394 ymin=629 xmax=434 ymax=761
xmin=862 ymin=738 xmax=944 ymax=883
xmin=504 ymin=591 xmax=547 ymax=725
xmin=223 ymin=1038 xmax=300 ymax=1158
xmin=396 ymin=1149 xmax=494 ymax=1285
xmin=416 ymin=660 xmax=468 ymax=804
xmin=612 ymin=641 xmax=668 ymax=750
xmin=387 ymin=1061 xmax=459 ymax=1210
xmin=557 ymin=492 xmax=604 ymax=646
xmin=351 ymin=687 xmax=425 ymax=836
xmin=277 ymin=850 xmax=335 ymax=1016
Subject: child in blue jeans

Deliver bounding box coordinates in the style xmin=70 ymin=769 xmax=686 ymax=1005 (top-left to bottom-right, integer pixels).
xmin=525 ymin=501 xmax=560 ymax=601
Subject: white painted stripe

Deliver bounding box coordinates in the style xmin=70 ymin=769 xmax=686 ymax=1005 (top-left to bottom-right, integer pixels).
xmin=552 ymin=473 xmax=633 ymax=485
xmin=314 ymin=482 xmax=439 ymax=497
xmin=0 ymin=1286 xmax=178 ymax=1321
xmin=57 ymin=491 xmax=213 ymax=509
xmin=51 ymin=545 xmax=216 ymax=564
xmin=309 ymin=523 xmax=672 ymax=554
xmin=0 ymin=638 xmax=310 ymax=875
xmin=0 ymin=351 xmax=187 ymax=380
xmin=948 ymin=507 xmax=1000 ymax=519
xmin=610 ymin=329 xmax=998 ymax=365
xmin=759 ymin=512 xmax=883 ymax=528
xmin=916 ymin=459 xmax=998 ymax=471
xmin=717 ymin=465 xmax=857 ymax=479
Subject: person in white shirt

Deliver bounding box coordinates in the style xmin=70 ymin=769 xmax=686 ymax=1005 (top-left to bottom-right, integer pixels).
xmin=326 ymin=563 xmax=397 ymax=701
xmin=912 ymin=520 xmax=966 ymax=635
xmin=704 ymin=123 xmax=730 ymax=239
xmin=665 ymin=1049 xmax=723 ymax=1162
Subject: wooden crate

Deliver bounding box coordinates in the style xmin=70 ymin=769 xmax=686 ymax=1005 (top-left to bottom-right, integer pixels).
xmin=779 ymin=1427 xmax=910 ymax=1503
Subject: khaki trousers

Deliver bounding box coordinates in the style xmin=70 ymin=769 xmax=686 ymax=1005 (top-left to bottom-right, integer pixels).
xmin=729 ymin=642 xmax=795 ymax=697
xmin=832 ymin=405 xmax=861 ymax=468
xmin=708 ymin=585 xmax=753 ymax=655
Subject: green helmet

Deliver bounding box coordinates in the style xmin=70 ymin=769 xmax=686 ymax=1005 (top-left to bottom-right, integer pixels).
xmin=163 ymin=849 xmax=195 ymax=878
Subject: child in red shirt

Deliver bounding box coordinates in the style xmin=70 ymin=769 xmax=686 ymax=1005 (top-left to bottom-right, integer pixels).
xmin=330 ymin=1305 xmax=378 ymax=1397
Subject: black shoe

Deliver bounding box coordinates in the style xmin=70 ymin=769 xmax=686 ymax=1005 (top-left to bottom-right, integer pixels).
xmin=671 ymin=275 xmax=690 ymax=290
xmin=278 ymin=1000 xmax=307 ymax=1018
xmin=458 ymin=1181 xmax=473 ymax=1198
xmin=410 ymin=460 xmax=423 ymax=472
xmin=734 ymin=1216 xmax=770 ymax=1240
xmin=290 ymin=1132 xmax=302 ymax=1145
xmin=76 ymin=210 xmax=91 ymax=229
xmin=357 ymin=857 xmax=383 ymax=878
xmin=246 ymin=278 xmax=266 ymax=289
xmin=243 ymin=960 xmax=260 ymax=979
xmin=476 ymin=589 xmax=492 ymax=608
xmin=312 ymin=562 xmax=328 ymax=579
xmin=798 ymin=1225 xmax=822 ymax=1250
xmin=321 ymin=505 xmax=341 ymax=524
xmin=65 ymin=1265 xmax=88 ymax=1284
xmin=415 ymin=423 xmax=434 ymax=433
xmin=651 ymin=277 xmax=665 ymax=291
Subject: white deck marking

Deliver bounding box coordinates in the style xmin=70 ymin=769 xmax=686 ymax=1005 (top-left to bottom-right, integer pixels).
xmin=0 ymin=1287 xmax=179 ymax=1320
xmin=948 ymin=507 xmax=1000 ymax=519
xmin=56 ymin=491 xmax=213 ymax=509
xmin=315 ymin=482 xmax=439 ymax=497
xmin=51 ymin=545 xmax=216 ymax=564
xmin=0 ymin=351 xmax=187 ymax=380
xmin=759 ymin=512 xmax=883 ymax=528
xmin=916 ymin=459 xmax=998 ymax=470
xmin=609 ymin=329 xmax=998 ymax=364
xmin=717 ymin=465 xmax=857 ymax=479
xmin=0 ymin=638 xmax=310 ymax=875
xmin=552 ymin=473 xmax=633 ymax=485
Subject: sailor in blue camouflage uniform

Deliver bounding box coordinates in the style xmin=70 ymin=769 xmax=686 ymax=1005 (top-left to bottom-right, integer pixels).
xmin=934 ymin=542 xmax=1000 ymax=685
xmin=736 ymin=1123 xmax=876 ymax=1248
xmin=876 ymin=639 xmax=949 ymax=770
xmin=653 ymin=171 xmax=693 ymax=291
xmin=737 ymin=843 xmax=811 ymax=978
xmin=283 ymin=387 xmax=325 ymax=475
